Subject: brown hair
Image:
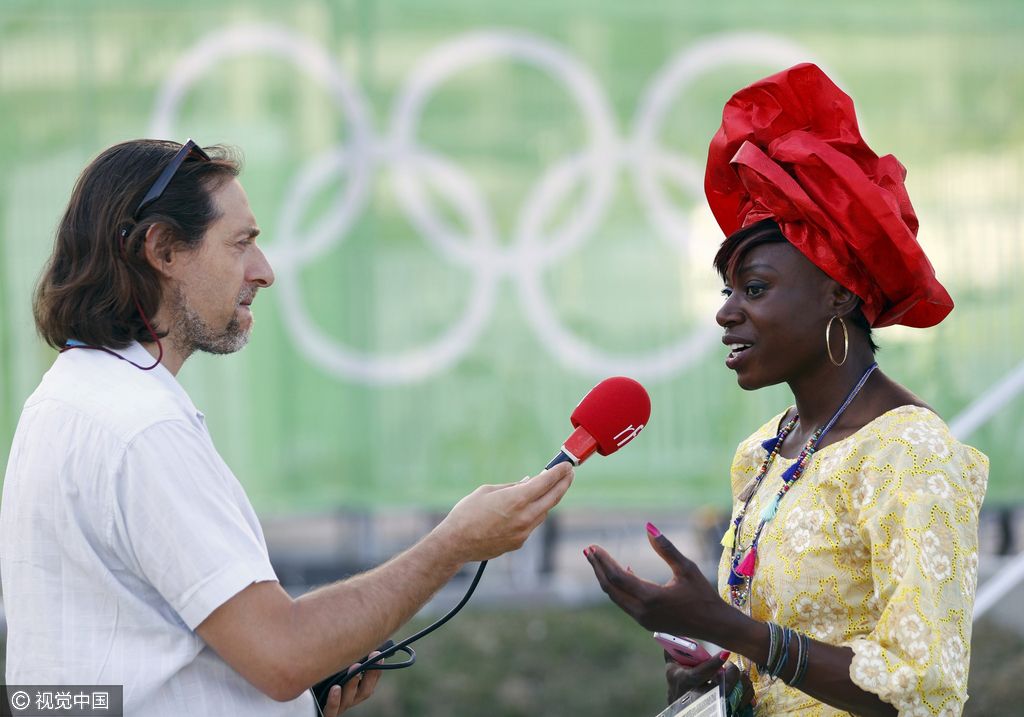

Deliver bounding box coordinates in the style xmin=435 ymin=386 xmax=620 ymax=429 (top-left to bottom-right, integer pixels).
xmin=33 ymin=140 xmax=241 ymax=350
xmin=714 ymin=218 xmax=878 ymax=354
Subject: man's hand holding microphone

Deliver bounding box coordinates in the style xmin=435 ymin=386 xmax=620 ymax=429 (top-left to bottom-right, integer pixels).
xmin=433 ymin=463 xmax=575 ymax=565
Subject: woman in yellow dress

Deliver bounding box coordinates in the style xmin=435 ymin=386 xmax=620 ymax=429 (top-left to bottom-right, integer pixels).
xmin=585 ymin=63 xmax=988 ymax=717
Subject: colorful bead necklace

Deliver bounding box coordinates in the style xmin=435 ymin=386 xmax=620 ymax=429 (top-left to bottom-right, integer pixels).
xmin=723 ymin=362 xmax=878 ymax=610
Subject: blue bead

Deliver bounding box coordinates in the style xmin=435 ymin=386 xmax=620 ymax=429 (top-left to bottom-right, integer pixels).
xmin=781 ymin=462 xmax=801 ymax=482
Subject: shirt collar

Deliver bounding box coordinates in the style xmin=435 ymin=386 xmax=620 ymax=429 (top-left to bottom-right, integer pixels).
xmin=119 ymin=341 xmax=206 ymax=424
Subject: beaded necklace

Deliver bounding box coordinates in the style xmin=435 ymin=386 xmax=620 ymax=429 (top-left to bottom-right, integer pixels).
xmin=723 ymin=362 xmax=878 ymax=611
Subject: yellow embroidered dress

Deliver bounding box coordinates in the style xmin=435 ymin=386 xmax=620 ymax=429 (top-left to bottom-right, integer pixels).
xmin=717 ymin=406 xmax=988 ymax=716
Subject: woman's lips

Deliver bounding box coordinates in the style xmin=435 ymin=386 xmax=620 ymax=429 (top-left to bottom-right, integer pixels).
xmin=725 ymin=343 xmax=752 ymax=370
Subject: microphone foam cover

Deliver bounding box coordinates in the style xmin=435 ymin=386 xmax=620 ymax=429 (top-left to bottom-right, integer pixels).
xmin=570 ymin=377 xmax=651 ymax=456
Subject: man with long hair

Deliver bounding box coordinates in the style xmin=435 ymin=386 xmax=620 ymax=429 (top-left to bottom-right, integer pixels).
xmin=1 ymin=139 xmax=574 ymax=716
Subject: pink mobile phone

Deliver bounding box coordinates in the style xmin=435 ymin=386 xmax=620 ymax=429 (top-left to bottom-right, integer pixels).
xmin=653 ymin=632 xmax=713 ymax=666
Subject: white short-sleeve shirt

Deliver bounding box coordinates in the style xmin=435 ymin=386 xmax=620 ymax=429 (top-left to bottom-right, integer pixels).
xmin=1 ymin=342 xmax=314 ymax=716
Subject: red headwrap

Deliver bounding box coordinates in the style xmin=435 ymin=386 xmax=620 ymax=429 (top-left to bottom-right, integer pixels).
xmin=704 ymin=62 xmax=952 ymax=328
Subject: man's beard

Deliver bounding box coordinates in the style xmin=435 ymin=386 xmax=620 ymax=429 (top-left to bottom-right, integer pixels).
xmin=168 ymin=285 xmax=253 ymax=357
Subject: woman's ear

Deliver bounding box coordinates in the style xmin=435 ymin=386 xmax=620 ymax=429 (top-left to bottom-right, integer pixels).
xmin=829 ymin=282 xmax=861 ymax=319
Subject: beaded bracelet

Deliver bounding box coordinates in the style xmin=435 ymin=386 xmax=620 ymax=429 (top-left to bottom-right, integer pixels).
xmin=786 ymin=630 xmax=804 ymax=685
xmin=789 ymin=632 xmax=811 ymax=687
xmin=759 ymin=622 xmax=795 ymax=681
xmin=759 ymin=622 xmax=782 ymax=674
xmin=758 ymin=622 xmax=771 ymax=673
xmin=771 ymin=627 xmax=792 ymax=679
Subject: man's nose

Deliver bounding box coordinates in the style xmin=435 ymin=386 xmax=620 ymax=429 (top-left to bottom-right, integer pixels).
xmin=249 ymin=245 xmax=274 ymax=288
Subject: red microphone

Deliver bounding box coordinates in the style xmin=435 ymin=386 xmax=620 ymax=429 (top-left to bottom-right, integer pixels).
xmin=546 ymin=377 xmax=651 ymax=469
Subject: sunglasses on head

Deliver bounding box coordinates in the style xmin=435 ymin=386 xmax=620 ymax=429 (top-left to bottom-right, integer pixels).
xmin=133 ymin=139 xmax=211 ymax=220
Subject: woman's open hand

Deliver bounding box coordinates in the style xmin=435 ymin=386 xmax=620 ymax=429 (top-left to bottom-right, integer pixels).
xmin=584 ymin=523 xmax=730 ymax=641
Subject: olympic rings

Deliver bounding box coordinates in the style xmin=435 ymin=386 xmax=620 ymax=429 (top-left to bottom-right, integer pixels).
xmin=149 ymin=24 xmax=825 ymax=384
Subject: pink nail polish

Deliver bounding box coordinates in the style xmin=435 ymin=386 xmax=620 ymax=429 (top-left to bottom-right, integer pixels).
xmin=646 ymin=522 xmax=661 ymax=538
xmin=718 ymin=651 xmax=731 ymax=661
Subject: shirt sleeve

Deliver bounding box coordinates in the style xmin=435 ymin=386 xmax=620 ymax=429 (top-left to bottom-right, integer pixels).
xmin=841 ymin=416 xmax=988 ymax=716
xmin=110 ymin=418 xmax=279 ymax=630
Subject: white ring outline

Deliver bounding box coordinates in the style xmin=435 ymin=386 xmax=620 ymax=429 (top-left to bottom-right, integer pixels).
xmin=147 ymin=26 xmax=828 ymax=384
xmin=275 ymin=148 xmax=500 ymax=384
xmin=630 ymin=32 xmax=837 ymax=252
xmin=388 ymin=30 xmax=619 ymax=275
xmin=148 ymin=23 xmax=376 ymax=270
xmin=514 ymin=33 xmax=826 ymax=378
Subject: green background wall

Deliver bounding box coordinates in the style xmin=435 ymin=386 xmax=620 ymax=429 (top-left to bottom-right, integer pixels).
xmin=2 ymin=0 xmax=1022 ymax=512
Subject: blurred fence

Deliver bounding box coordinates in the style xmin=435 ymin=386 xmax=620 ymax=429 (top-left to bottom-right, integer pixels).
xmin=256 ymin=505 xmax=1024 ymax=622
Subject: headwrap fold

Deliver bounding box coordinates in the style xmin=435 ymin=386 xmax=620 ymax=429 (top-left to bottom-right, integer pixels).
xmin=704 ymin=62 xmax=952 ymax=328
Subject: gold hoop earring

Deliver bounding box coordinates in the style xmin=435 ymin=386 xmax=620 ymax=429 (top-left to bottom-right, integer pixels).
xmin=826 ymin=315 xmax=849 ymax=367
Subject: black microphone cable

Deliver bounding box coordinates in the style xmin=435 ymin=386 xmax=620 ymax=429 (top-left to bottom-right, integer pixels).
xmin=311 ymin=558 xmax=489 ymax=712
xmin=310 ymin=455 xmax=600 ymax=712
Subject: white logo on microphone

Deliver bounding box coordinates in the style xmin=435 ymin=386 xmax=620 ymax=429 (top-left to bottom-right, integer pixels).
xmin=149 ymin=25 xmax=825 ymax=384
xmin=614 ymin=424 xmax=644 ymax=447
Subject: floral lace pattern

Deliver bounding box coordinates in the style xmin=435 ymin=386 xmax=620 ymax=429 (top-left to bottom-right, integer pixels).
xmin=718 ymin=406 xmax=988 ymax=716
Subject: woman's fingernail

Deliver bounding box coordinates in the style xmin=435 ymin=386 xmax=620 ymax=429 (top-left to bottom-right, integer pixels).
xmin=718 ymin=650 xmax=731 ymax=661
xmin=646 ymin=522 xmax=661 ymax=538
xmin=583 ymin=547 xmax=590 ymax=557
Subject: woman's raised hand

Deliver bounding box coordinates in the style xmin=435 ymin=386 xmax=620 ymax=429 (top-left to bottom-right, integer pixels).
xmin=583 ymin=522 xmax=730 ymax=641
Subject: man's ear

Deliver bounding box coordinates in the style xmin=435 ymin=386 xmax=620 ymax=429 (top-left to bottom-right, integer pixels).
xmin=142 ymin=224 xmax=180 ymax=278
